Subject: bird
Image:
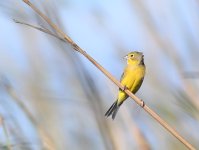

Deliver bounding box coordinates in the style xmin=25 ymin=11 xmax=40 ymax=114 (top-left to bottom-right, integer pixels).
xmin=105 ymin=51 xmax=146 ymax=119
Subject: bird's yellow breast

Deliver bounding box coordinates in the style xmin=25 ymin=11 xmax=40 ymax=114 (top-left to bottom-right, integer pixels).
xmin=117 ymin=64 xmax=145 ymax=103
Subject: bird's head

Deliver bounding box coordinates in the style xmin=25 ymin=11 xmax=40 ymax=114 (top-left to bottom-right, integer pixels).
xmin=124 ymin=51 xmax=144 ymax=65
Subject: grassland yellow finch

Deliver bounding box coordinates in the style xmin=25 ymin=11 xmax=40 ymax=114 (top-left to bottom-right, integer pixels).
xmin=105 ymin=51 xmax=145 ymax=119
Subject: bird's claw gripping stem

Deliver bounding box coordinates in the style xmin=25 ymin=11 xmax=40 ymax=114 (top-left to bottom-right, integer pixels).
xmin=140 ymin=99 xmax=145 ymax=108
xmin=122 ymin=85 xmax=128 ymax=91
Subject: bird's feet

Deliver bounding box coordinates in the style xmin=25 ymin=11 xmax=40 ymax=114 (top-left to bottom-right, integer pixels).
xmin=140 ymin=99 xmax=145 ymax=108
xmin=122 ymin=85 xmax=128 ymax=91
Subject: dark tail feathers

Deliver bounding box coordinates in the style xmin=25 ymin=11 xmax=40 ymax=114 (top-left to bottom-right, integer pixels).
xmin=105 ymin=101 xmax=121 ymax=119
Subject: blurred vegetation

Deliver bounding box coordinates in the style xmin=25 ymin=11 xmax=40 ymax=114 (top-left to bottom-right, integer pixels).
xmin=0 ymin=0 xmax=199 ymax=150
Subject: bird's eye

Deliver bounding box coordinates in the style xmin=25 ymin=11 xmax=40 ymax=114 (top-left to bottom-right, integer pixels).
xmin=131 ymin=54 xmax=134 ymax=57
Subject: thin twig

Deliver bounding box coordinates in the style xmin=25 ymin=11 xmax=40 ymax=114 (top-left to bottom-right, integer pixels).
xmin=19 ymin=1 xmax=196 ymax=149
xmin=13 ymin=19 xmax=65 ymax=42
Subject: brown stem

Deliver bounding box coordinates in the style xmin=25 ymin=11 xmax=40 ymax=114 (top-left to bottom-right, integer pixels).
xmin=19 ymin=1 xmax=196 ymax=149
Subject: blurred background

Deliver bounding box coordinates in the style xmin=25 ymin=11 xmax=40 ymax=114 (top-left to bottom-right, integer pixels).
xmin=0 ymin=0 xmax=199 ymax=150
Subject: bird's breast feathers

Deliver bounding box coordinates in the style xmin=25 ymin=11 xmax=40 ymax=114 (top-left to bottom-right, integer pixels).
xmin=121 ymin=65 xmax=145 ymax=91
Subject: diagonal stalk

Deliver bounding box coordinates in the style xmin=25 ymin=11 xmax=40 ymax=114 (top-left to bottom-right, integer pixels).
xmin=18 ymin=1 xmax=196 ymax=149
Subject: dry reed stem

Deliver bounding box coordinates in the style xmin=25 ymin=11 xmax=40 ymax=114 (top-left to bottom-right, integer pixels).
xmin=19 ymin=1 xmax=196 ymax=149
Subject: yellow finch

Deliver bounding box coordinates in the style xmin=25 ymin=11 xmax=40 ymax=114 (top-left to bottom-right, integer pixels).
xmin=105 ymin=51 xmax=146 ymax=119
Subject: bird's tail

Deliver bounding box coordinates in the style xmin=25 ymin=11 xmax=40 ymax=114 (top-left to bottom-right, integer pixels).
xmin=105 ymin=101 xmax=121 ymax=120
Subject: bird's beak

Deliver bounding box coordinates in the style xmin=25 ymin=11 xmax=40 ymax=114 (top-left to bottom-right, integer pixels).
xmin=124 ymin=55 xmax=128 ymax=59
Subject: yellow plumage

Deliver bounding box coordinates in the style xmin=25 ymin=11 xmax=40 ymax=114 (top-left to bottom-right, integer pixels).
xmin=105 ymin=51 xmax=146 ymax=119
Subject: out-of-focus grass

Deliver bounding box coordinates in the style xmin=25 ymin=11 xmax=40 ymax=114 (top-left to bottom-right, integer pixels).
xmin=0 ymin=0 xmax=199 ymax=150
